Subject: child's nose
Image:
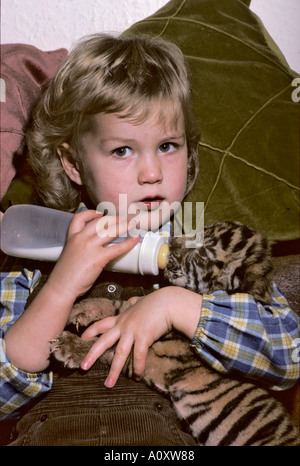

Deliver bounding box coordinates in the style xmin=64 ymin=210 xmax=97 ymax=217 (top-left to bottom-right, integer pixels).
xmin=137 ymin=153 xmax=163 ymax=185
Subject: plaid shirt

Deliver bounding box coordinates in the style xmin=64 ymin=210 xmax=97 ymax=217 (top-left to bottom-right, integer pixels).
xmin=1 ymin=249 xmax=299 ymax=420
xmin=192 ymin=288 xmax=299 ymax=390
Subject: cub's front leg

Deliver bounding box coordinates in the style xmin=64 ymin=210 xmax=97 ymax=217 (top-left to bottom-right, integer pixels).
xmin=50 ymin=331 xmax=97 ymax=368
xmin=50 ymin=297 xmax=133 ymax=369
xmin=50 ymin=331 xmax=126 ymax=373
xmin=67 ymin=297 xmax=123 ymax=330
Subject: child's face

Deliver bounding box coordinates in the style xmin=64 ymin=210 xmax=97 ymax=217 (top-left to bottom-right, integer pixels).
xmin=76 ymin=106 xmax=188 ymax=230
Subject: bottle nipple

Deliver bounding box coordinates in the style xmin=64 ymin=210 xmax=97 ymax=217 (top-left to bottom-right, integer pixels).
xmin=157 ymin=243 xmax=170 ymax=269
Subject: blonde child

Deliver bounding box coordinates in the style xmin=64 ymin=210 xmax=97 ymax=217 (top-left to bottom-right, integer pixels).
xmin=1 ymin=34 xmax=299 ymax=427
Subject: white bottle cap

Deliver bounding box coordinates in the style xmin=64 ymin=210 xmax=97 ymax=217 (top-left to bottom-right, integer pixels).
xmin=138 ymin=232 xmax=167 ymax=275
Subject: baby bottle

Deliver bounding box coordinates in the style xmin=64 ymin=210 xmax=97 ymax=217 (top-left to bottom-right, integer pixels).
xmin=0 ymin=204 xmax=170 ymax=275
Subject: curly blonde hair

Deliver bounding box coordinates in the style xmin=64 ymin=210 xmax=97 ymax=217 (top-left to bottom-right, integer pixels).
xmin=27 ymin=33 xmax=199 ymax=211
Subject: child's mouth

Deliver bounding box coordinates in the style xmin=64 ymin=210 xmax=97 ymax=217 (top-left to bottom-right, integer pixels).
xmin=135 ymin=197 xmax=165 ymax=211
xmin=128 ymin=198 xmax=172 ymax=231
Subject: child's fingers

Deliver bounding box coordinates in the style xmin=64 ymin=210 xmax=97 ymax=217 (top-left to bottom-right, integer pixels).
xmin=80 ymin=325 xmax=121 ymax=371
xmin=95 ymin=216 xmax=137 ymax=243
xmin=104 ymin=335 xmax=134 ymax=388
xmin=74 ymin=214 xmax=138 ymax=249
xmin=132 ymin=339 xmax=148 ymax=380
xmin=68 ymin=210 xmax=101 ymax=235
xmin=100 ymin=235 xmax=140 ymax=264
xmin=81 ymin=316 xmax=117 ymax=340
xmin=68 ymin=210 xmax=133 ymax=238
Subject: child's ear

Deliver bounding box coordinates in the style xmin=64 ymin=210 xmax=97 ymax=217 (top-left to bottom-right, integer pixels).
xmin=57 ymin=143 xmax=83 ymax=186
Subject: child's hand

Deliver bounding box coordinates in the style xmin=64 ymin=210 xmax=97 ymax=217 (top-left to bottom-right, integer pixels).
xmin=4 ymin=209 xmax=140 ymax=374
xmin=47 ymin=209 xmax=139 ymax=300
xmin=80 ymin=287 xmax=202 ymax=387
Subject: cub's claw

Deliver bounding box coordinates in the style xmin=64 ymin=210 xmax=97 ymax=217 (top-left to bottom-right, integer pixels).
xmin=49 ymin=331 xmax=95 ymax=369
xmin=67 ymin=298 xmax=121 ymax=329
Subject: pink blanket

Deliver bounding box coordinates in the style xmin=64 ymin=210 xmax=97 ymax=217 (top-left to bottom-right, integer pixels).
xmin=1 ymin=44 xmax=67 ymax=200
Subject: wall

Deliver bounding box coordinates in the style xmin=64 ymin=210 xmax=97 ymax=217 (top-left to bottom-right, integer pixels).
xmin=250 ymin=0 xmax=299 ymax=72
xmin=1 ymin=0 xmax=169 ymax=50
xmin=1 ymin=0 xmax=300 ymax=73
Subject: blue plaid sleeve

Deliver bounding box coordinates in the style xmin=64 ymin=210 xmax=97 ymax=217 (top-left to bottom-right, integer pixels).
xmin=0 ymin=267 xmax=53 ymax=419
xmin=191 ymin=284 xmax=300 ymax=390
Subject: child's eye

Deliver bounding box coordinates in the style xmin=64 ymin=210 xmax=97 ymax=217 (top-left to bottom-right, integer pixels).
xmin=111 ymin=146 xmax=132 ymax=157
xmin=159 ymin=142 xmax=178 ymax=153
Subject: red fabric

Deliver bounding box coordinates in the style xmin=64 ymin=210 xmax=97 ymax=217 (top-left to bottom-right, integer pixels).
xmin=0 ymin=44 xmax=67 ymax=199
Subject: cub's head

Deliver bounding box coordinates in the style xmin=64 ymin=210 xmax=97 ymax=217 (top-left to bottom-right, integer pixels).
xmin=164 ymin=236 xmax=189 ymax=287
xmin=164 ymin=235 xmax=205 ymax=290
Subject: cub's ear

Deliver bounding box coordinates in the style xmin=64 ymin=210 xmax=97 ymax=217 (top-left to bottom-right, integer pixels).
xmin=57 ymin=143 xmax=83 ymax=186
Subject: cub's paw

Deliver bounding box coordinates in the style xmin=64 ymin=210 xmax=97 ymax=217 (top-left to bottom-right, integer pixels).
xmin=67 ymin=298 xmax=121 ymax=330
xmin=50 ymin=331 xmax=96 ymax=368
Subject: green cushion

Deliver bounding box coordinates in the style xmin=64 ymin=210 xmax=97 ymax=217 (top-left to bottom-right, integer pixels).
xmin=123 ymin=0 xmax=300 ymax=241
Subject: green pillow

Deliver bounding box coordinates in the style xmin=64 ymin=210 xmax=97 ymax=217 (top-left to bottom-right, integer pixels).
xmin=124 ymin=0 xmax=300 ymax=242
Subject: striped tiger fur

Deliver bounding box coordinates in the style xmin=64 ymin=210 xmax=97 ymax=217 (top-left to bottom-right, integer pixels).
xmin=165 ymin=221 xmax=273 ymax=304
xmin=51 ymin=298 xmax=300 ymax=446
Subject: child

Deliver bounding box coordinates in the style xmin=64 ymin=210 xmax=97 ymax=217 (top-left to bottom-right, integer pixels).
xmin=1 ymin=34 xmax=299 ymax=428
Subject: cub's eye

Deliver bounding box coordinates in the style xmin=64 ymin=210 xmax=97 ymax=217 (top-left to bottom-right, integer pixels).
xmin=112 ymin=146 xmax=132 ymax=157
xmin=167 ymin=260 xmax=180 ymax=273
xmin=159 ymin=142 xmax=178 ymax=153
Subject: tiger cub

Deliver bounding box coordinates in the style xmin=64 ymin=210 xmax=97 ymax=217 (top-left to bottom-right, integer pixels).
xmin=165 ymin=221 xmax=273 ymax=304
xmin=51 ymin=299 xmax=299 ymax=446
xmin=50 ymin=221 xmax=299 ymax=446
